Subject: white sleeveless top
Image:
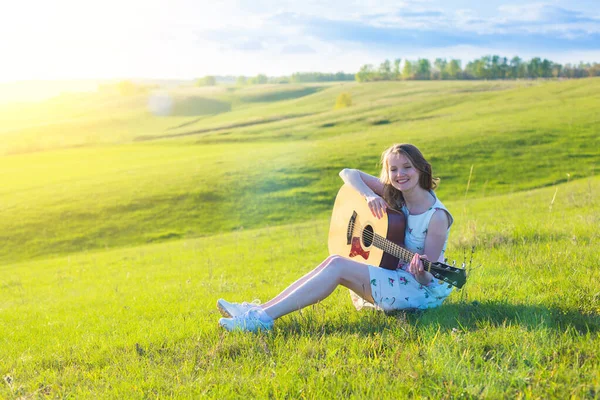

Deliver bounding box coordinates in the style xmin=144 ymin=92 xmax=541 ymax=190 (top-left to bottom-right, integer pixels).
xmin=349 ymin=191 xmax=455 ymax=312
xmin=401 ymin=192 xmax=453 ymax=263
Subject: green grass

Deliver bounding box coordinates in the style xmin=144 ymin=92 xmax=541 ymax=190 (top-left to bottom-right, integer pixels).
xmin=1 ymin=177 xmax=598 ymax=398
xmin=0 ymin=78 xmax=599 ymax=397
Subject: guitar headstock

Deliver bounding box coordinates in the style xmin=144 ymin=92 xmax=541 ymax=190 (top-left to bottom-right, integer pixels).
xmin=433 ymin=246 xmax=477 ymax=289
xmin=429 ymin=260 xmax=467 ymax=289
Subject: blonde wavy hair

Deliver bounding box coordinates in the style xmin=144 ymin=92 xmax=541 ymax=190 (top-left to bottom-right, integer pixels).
xmin=379 ymin=144 xmax=439 ymax=210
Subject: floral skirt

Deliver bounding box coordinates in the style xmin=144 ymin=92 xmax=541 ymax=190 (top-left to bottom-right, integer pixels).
xmin=350 ymin=265 xmax=453 ymax=312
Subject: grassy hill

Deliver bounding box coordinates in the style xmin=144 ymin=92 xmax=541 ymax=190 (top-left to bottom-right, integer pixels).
xmin=0 ymin=79 xmax=598 ymax=264
xmin=0 ymin=78 xmax=599 ymax=397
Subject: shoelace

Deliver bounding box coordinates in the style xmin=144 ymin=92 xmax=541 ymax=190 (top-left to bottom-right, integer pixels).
xmin=231 ymin=308 xmax=263 ymax=328
xmin=241 ymin=299 xmax=261 ymax=307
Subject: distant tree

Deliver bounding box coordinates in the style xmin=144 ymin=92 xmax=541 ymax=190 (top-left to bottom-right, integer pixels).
xmin=335 ymin=92 xmax=352 ymax=109
xmin=589 ymin=63 xmax=600 ymax=77
xmin=292 ymin=72 xmax=354 ymax=83
xmin=356 ymin=64 xmax=375 ymax=82
xmin=499 ymin=57 xmax=509 ymax=79
xmin=563 ymin=63 xmax=574 ymax=78
xmin=489 ymin=55 xmax=501 ymax=79
xmin=378 ymin=59 xmax=392 ymax=80
xmin=476 ymin=57 xmax=489 ymax=79
xmin=465 ymin=58 xmax=476 ymax=79
xmin=335 ymin=71 xmax=354 ymax=81
xmin=393 ymin=58 xmax=402 ymax=79
xmin=528 ymin=57 xmax=542 ymax=78
xmin=269 ymin=76 xmax=290 ymax=84
xmin=196 ymin=76 xmax=216 ymax=86
xmin=257 ymin=74 xmax=269 ymax=84
xmin=416 ymin=59 xmax=432 ymax=79
xmin=579 ymin=62 xmax=591 ymax=77
xmin=518 ymin=62 xmax=528 ymax=79
xmin=434 ymin=58 xmax=448 ymax=79
xmin=469 ymin=56 xmax=487 ymax=79
xmin=402 ymin=60 xmax=414 ymax=80
xmin=552 ymin=63 xmax=563 ymax=78
xmin=540 ymin=59 xmax=553 ymax=78
xmin=249 ymin=74 xmax=268 ymax=84
xmin=447 ymin=59 xmax=462 ymax=79
xmin=509 ymin=56 xmax=521 ymax=79
xmin=236 ymin=76 xmax=247 ymax=86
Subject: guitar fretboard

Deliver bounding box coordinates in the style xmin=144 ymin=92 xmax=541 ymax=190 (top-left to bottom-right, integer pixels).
xmin=346 ymin=212 xmax=464 ymax=288
xmin=369 ymin=232 xmax=461 ymax=286
xmin=372 ymin=233 xmax=431 ymax=269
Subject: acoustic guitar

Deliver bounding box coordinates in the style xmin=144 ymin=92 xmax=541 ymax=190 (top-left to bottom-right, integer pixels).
xmin=328 ymin=184 xmax=467 ymax=289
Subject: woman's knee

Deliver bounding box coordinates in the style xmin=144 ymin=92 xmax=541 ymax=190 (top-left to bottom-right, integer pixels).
xmin=311 ymin=255 xmax=343 ymax=275
xmin=324 ymin=254 xmax=343 ymax=264
xmin=325 ymin=255 xmax=346 ymax=269
xmin=318 ymin=255 xmax=342 ymax=270
xmin=322 ymin=255 xmax=356 ymax=279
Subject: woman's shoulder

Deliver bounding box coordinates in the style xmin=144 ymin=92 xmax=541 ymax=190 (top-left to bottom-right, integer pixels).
xmin=430 ymin=194 xmax=453 ymax=228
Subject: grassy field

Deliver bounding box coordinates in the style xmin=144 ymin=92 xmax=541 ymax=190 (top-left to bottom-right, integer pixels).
xmin=0 ymin=78 xmax=599 ymax=398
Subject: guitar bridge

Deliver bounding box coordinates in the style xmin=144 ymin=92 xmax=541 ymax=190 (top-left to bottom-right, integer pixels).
xmin=347 ymin=211 xmax=357 ymax=245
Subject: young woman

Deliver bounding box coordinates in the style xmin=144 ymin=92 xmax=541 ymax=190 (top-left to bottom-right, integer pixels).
xmin=217 ymin=143 xmax=454 ymax=332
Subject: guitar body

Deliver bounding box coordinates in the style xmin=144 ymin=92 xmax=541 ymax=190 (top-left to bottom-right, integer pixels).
xmin=328 ymin=184 xmax=406 ymax=270
xmin=328 ymin=184 xmax=468 ymax=289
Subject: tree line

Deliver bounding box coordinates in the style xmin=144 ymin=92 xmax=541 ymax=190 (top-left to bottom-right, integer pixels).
xmin=356 ymin=56 xmax=600 ymax=81
xmin=197 ymin=72 xmax=354 ymax=86
xmin=196 ymin=56 xmax=600 ymax=86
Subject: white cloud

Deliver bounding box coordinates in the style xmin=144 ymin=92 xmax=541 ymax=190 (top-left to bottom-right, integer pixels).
xmin=1 ymin=0 xmax=599 ymax=81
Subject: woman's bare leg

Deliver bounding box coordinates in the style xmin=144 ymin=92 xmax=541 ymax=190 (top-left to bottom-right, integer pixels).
xmin=262 ymin=255 xmax=374 ymax=320
xmin=259 ymin=255 xmax=338 ymax=309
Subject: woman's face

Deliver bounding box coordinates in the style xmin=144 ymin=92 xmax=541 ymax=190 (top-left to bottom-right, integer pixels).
xmin=387 ymin=153 xmax=420 ymax=192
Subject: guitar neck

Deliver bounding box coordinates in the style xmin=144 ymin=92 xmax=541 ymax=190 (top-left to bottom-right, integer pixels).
xmin=369 ymin=231 xmax=467 ymax=288
xmin=329 ymin=184 xmax=466 ymax=288
xmin=371 ymin=233 xmax=466 ymax=287
xmin=371 ymin=234 xmax=428 ymax=268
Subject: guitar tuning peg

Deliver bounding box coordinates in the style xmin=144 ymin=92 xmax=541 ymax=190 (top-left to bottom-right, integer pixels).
xmin=452 ymin=260 xmax=456 ymax=267
xmin=444 ymin=258 xmax=448 ymax=263
xmin=461 ymin=262 xmax=466 ymax=269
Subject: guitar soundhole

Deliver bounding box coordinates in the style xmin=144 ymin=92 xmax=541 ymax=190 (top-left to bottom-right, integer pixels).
xmin=362 ymin=225 xmax=374 ymax=247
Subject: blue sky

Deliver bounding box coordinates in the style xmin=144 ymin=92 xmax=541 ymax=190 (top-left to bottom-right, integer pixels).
xmin=1 ymin=0 xmax=599 ymax=81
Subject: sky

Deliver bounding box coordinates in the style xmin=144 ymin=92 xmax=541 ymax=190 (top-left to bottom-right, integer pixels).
xmin=1 ymin=0 xmax=599 ymax=81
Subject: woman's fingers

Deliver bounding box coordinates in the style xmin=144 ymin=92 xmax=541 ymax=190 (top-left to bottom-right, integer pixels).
xmin=409 ymin=253 xmax=420 ymax=275
xmin=374 ymin=202 xmax=381 ymax=219
xmin=408 ymin=253 xmax=426 ymax=276
xmin=372 ymin=200 xmax=381 ymax=219
xmin=368 ymin=202 xmax=380 ymax=219
xmin=419 ymin=255 xmax=428 ymax=273
xmin=378 ymin=202 xmax=386 ymax=219
xmin=367 ymin=197 xmax=387 ymax=219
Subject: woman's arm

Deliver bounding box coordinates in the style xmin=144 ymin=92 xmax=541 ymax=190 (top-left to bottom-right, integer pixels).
xmin=339 ymin=168 xmax=388 ymax=219
xmin=339 ymin=168 xmax=384 ymax=196
xmin=407 ymin=209 xmax=449 ymax=285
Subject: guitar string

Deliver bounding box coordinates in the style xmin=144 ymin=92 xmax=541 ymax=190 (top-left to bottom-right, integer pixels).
xmin=349 ymin=219 xmax=462 ymax=278
xmin=351 ymin=220 xmax=429 ymax=267
xmin=349 ymin=220 xmax=464 ymax=287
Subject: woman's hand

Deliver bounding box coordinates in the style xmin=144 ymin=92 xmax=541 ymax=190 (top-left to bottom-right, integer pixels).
xmin=407 ymin=253 xmax=432 ymax=286
xmin=365 ymin=194 xmax=388 ymax=219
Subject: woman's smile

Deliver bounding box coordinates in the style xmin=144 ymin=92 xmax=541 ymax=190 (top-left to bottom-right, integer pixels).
xmin=388 ymin=153 xmax=419 ymax=191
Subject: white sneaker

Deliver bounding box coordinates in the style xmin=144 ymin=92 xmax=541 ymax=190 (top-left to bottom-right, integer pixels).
xmin=216 ymin=299 xmax=261 ymax=318
xmin=219 ymin=308 xmax=274 ymax=333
